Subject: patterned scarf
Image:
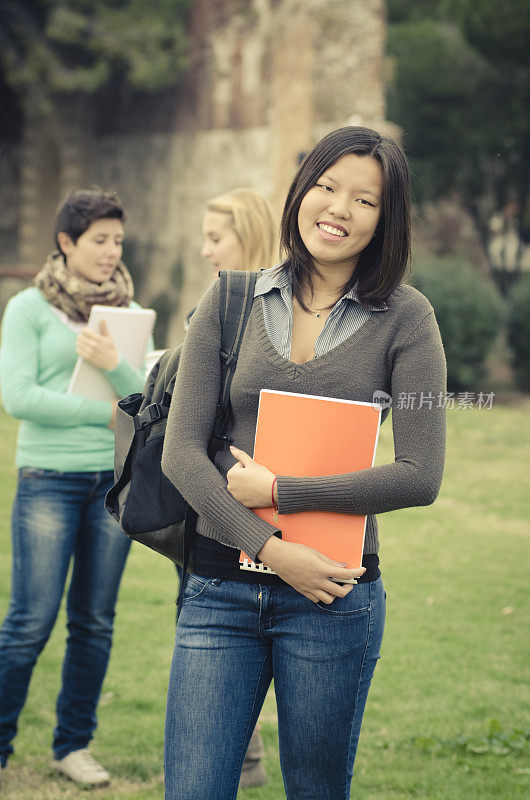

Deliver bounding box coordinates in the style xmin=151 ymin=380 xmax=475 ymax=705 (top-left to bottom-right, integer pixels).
xmin=35 ymin=250 xmax=134 ymax=322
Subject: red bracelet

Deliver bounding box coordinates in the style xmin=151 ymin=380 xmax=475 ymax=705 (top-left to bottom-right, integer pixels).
xmin=271 ymin=476 xmax=278 ymax=510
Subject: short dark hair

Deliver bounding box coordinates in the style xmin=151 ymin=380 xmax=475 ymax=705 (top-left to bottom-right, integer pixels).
xmin=54 ymin=189 xmax=125 ymax=253
xmin=280 ymin=126 xmax=411 ymax=308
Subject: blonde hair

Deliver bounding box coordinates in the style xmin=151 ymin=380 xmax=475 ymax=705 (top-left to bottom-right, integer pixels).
xmin=206 ymin=188 xmax=278 ymax=270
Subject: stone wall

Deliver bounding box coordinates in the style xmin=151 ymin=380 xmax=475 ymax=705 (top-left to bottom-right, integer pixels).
xmin=3 ymin=0 xmax=393 ymax=346
xmin=95 ymin=0 xmax=393 ymax=346
xmin=90 ymin=126 xmax=274 ymax=345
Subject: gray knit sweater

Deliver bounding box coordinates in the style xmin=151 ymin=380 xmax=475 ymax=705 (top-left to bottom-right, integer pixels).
xmin=161 ymin=279 xmax=447 ymax=562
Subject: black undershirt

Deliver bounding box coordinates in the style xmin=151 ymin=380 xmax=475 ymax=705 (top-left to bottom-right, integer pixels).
xmin=192 ymin=532 xmax=380 ymax=584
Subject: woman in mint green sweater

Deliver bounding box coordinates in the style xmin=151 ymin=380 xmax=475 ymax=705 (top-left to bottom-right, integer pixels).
xmin=0 ymin=190 xmax=149 ymax=788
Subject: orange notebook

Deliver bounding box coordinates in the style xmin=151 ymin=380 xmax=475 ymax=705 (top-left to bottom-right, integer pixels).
xmin=239 ymin=389 xmax=382 ymax=575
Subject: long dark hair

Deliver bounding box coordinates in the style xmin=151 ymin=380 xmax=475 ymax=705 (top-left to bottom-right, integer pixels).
xmin=280 ymin=126 xmax=410 ymax=308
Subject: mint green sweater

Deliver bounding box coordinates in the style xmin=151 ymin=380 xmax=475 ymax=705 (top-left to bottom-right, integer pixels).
xmin=0 ymin=287 xmax=150 ymax=472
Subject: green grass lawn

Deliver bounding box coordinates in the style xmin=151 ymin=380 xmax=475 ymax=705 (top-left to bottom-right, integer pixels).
xmin=0 ymin=401 xmax=529 ymax=799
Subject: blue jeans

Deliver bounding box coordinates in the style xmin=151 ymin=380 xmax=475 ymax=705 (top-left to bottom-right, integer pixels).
xmin=0 ymin=469 xmax=131 ymax=765
xmin=164 ymin=574 xmax=385 ymax=800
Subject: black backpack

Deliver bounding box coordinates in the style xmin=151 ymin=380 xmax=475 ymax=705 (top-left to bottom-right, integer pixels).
xmin=105 ymin=270 xmax=257 ymax=575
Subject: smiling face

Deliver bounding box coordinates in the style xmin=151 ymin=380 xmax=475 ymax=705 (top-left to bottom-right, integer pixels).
xmin=201 ymin=211 xmax=245 ymax=272
xmin=297 ymin=153 xmax=383 ymax=278
xmin=58 ymin=218 xmax=124 ymax=284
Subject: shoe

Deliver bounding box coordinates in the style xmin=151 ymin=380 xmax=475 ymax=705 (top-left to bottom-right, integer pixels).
xmin=239 ymin=728 xmax=267 ymax=789
xmin=53 ymin=748 xmax=110 ymax=786
xmin=239 ymin=759 xmax=267 ymax=789
xmin=245 ymin=727 xmax=265 ymax=761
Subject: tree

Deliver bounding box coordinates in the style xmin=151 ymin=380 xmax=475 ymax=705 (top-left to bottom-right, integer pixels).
xmin=0 ymin=0 xmax=192 ymax=111
xmin=445 ymin=0 xmax=530 ymax=247
xmin=386 ymin=0 xmax=530 ymax=279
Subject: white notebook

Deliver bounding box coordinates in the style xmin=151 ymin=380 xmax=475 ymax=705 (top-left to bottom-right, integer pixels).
xmin=67 ymin=305 xmax=156 ymax=402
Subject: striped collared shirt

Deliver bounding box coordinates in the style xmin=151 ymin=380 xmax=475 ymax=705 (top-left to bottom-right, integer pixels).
xmin=254 ymin=264 xmax=388 ymax=360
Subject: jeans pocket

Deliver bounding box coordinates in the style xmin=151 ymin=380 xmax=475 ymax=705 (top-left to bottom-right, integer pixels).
xmin=314 ymin=582 xmax=372 ymax=616
xmin=182 ymin=573 xmax=218 ymax=603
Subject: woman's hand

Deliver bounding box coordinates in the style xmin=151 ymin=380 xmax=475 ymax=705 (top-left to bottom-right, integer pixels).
xmin=76 ymin=320 xmax=119 ymax=371
xmin=226 ymin=446 xmax=276 ymax=508
xmin=257 ymin=536 xmax=366 ymax=604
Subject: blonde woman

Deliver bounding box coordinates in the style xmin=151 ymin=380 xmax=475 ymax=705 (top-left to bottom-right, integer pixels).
xmin=201 ymin=188 xmax=277 ymax=273
xmin=185 ymin=188 xmax=277 ymax=331
xmin=186 ymin=187 xmax=277 ymax=789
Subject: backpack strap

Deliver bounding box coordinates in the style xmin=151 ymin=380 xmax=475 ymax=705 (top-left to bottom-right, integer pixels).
xmin=219 ymin=269 xmax=257 ymax=406
xmin=179 ymin=270 xmax=257 ymax=609
xmin=209 ymin=270 xmax=258 ymax=457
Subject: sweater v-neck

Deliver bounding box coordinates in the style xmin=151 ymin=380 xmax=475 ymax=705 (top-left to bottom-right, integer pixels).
xmin=255 ymin=295 xmax=382 ymax=376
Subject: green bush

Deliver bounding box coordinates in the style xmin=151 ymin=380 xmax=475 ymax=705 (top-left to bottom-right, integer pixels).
xmin=507 ymin=273 xmax=530 ymax=390
xmin=411 ymin=257 xmax=504 ymax=391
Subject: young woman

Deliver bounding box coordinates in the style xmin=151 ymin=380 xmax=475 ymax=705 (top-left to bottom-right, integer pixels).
xmin=0 ymin=190 xmax=151 ymax=788
xmin=189 ymin=187 xmax=278 ymax=789
xmin=200 ymin=187 xmax=277 ymax=273
xmin=184 ymin=188 xmax=278 ymax=331
xmin=161 ymin=127 xmax=446 ymax=800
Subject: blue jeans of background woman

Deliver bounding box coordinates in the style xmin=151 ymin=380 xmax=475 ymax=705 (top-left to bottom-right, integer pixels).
xmin=164 ymin=574 xmax=385 ymax=800
xmin=0 ymin=469 xmax=131 ymax=766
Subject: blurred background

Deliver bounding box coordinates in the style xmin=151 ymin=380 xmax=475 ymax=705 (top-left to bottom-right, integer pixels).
xmin=0 ymin=0 xmax=529 ymax=392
